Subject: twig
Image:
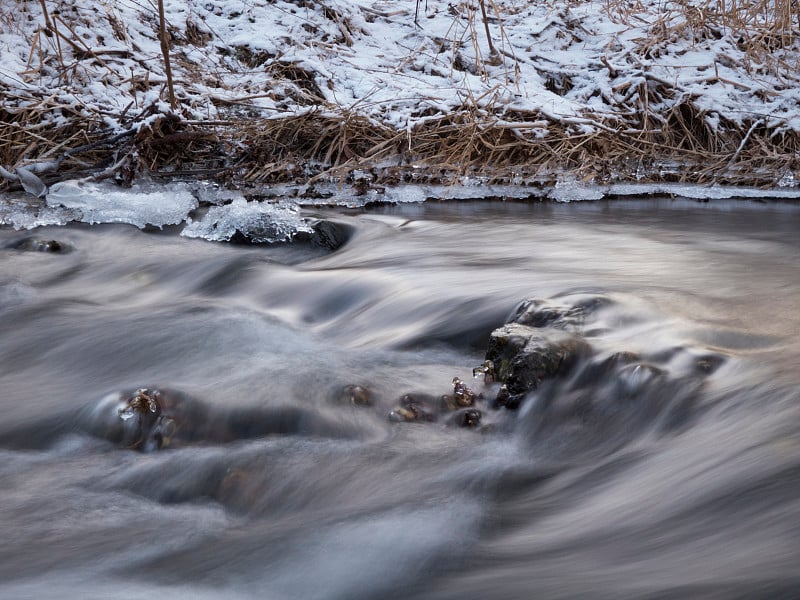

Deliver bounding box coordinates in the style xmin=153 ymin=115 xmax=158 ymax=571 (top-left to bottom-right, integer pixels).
xmin=478 ymin=0 xmax=496 ymax=55
xmin=157 ymin=0 xmax=177 ymax=110
xmin=728 ymin=119 xmax=762 ymax=168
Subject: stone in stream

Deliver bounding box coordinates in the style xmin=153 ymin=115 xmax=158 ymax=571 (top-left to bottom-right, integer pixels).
xmin=510 ymin=294 xmax=611 ymax=331
xmin=388 ymin=393 xmax=439 ymax=423
xmin=80 ymin=387 xmax=346 ymax=452
xmin=448 ymin=408 xmax=482 ymax=428
xmin=472 ymin=359 xmax=496 ymax=384
xmin=440 ymin=376 xmax=481 ymax=410
xmin=485 ymin=322 xmax=591 ymax=409
xmin=388 ymin=374 xmax=489 ymax=428
xmin=86 ymin=388 xmax=179 ymax=452
xmin=5 ymin=237 xmax=69 ymax=253
xmin=339 ymin=384 xmax=372 ymax=406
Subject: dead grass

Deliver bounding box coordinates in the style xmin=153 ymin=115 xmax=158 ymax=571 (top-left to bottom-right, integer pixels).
xmin=3 ymin=91 xmax=800 ymax=191
xmin=604 ymin=0 xmax=800 ymax=76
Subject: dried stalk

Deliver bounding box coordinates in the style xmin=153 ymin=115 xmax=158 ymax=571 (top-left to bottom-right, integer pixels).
xmin=157 ymin=0 xmax=177 ymax=110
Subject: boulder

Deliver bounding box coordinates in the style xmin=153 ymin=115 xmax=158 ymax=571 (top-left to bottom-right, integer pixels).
xmin=485 ymin=322 xmax=591 ymax=408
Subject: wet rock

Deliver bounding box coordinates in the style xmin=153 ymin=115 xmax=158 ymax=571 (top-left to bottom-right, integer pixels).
xmin=93 ymin=388 xmax=179 ymax=452
xmin=339 ymin=384 xmax=371 ymax=406
xmin=308 ymin=220 xmax=353 ymax=251
xmin=448 ymin=408 xmax=482 ymax=428
xmin=616 ymin=363 xmax=665 ymax=395
xmin=80 ymin=387 xmax=343 ymax=451
xmin=294 ymin=220 xmax=354 ymax=251
xmin=5 ymin=237 xmax=69 ymax=253
xmin=510 ymin=294 xmax=610 ymax=331
xmin=388 ymin=393 xmax=438 ymax=422
xmin=570 ymin=351 xmax=641 ymax=388
xmin=441 ymin=377 xmax=480 ymax=410
xmin=485 ymin=323 xmax=590 ymax=409
xmin=472 ymin=359 xmax=495 ymax=384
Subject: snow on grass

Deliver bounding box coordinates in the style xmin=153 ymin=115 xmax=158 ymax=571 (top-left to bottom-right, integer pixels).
xmin=1 ymin=0 xmax=800 ymax=195
xmin=2 ymin=0 xmax=798 ymax=130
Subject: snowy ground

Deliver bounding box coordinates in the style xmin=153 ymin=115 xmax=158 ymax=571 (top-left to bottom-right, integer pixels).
xmin=1 ymin=0 xmax=800 ymax=191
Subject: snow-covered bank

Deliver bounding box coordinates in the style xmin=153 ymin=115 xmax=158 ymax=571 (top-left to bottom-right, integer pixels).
xmin=2 ymin=0 xmax=800 ymax=189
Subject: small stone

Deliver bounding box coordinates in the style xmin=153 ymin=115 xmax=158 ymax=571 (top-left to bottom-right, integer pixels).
xmin=452 ymin=377 xmax=478 ymax=407
xmin=457 ymin=409 xmax=482 ymax=428
xmin=472 ymin=359 xmax=495 ymax=384
xmin=388 ymin=394 xmax=437 ymax=423
xmin=341 ymin=384 xmax=371 ymax=406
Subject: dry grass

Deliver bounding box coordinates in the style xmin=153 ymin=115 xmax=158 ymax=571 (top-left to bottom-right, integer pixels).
xmin=3 ymin=93 xmax=799 ymax=191
xmin=604 ymin=0 xmax=800 ymax=76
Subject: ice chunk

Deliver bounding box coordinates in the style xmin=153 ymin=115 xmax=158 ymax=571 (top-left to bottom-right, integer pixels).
xmin=46 ymin=180 xmax=197 ymax=228
xmin=0 ymin=193 xmax=73 ymax=230
xmin=180 ymin=196 xmax=314 ymax=243
xmin=548 ymin=178 xmax=605 ymax=202
xmin=6 ymin=206 xmax=72 ymax=230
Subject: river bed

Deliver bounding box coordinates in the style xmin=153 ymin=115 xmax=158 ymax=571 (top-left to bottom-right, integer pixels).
xmin=1 ymin=195 xmax=799 ymax=599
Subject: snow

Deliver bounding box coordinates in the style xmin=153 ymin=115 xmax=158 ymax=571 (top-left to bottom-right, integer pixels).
xmin=2 ymin=0 xmax=799 ymax=134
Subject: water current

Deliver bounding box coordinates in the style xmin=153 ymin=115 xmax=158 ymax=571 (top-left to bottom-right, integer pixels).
xmin=1 ymin=194 xmax=799 ymax=599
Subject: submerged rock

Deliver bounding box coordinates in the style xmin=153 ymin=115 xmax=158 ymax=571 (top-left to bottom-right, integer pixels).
xmin=5 ymin=237 xmax=69 ymax=253
xmin=82 ymin=388 xmax=196 ymax=452
xmin=389 ymin=393 xmax=438 ymax=422
xmin=79 ymin=387 xmax=354 ymax=451
xmin=339 ymin=384 xmax=371 ymax=406
xmin=449 ymin=408 xmax=482 ymax=428
xmin=510 ymin=294 xmax=611 ymax=331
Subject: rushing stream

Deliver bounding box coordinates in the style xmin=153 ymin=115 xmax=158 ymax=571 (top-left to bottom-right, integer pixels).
xmin=1 ymin=194 xmax=799 ymax=599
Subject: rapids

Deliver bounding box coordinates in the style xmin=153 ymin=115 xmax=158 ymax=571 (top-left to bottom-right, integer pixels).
xmin=1 ymin=196 xmax=799 ymax=599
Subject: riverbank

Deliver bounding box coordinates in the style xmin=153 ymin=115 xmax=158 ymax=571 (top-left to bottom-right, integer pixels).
xmin=2 ymin=0 xmax=800 ymax=193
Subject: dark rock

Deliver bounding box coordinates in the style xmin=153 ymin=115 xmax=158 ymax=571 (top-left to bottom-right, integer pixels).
xmin=485 ymin=322 xmax=591 ymax=409
xmin=388 ymin=393 xmax=438 ymax=422
xmin=694 ymin=353 xmax=726 ymax=375
xmin=510 ymin=294 xmax=611 ymax=330
xmin=472 ymin=359 xmax=495 ymax=384
xmin=100 ymin=388 xmax=179 ymax=452
xmin=450 ymin=408 xmax=482 ymax=428
xmin=310 ymin=220 xmax=353 ymax=251
xmin=293 ymin=220 xmax=353 ymax=251
xmin=5 ymin=237 xmax=69 ymax=253
xmin=441 ymin=374 xmax=486 ymax=411
xmin=339 ymin=384 xmax=371 ymax=406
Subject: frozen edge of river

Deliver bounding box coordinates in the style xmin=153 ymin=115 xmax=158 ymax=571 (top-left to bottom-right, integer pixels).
xmin=2 ymin=178 xmax=800 ymax=236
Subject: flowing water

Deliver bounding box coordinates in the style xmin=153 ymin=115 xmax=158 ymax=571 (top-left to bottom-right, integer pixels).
xmin=1 ymin=196 xmax=799 ymax=599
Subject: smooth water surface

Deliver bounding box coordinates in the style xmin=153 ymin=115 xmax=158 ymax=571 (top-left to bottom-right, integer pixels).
xmin=1 ymin=197 xmax=799 ymax=599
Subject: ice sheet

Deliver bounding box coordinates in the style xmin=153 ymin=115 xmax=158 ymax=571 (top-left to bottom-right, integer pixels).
xmin=46 ymin=180 xmax=198 ymax=228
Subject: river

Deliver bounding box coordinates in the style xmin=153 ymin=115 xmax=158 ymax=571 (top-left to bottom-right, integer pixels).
xmin=1 ymin=194 xmax=799 ymax=599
